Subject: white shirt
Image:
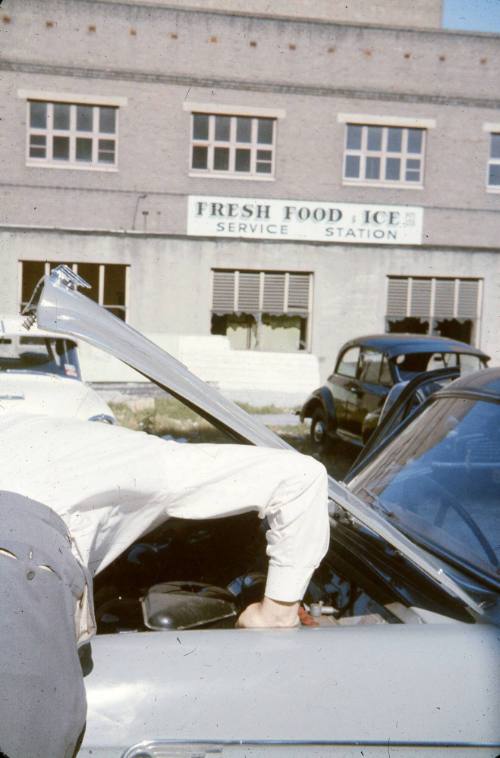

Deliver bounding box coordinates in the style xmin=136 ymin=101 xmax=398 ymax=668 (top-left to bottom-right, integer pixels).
xmin=0 ymin=411 xmax=329 ymax=637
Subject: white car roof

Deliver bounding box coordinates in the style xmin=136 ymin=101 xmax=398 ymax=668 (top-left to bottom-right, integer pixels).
xmin=0 ymin=315 xmax=76 ymax=341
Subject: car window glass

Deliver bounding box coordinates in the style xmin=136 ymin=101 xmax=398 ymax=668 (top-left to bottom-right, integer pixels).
xmin=0 ymin=336 xmax=79 ymax=378
xmin=460 ymin=354 xmax=483 ymax=375
xmin=442 ymin=353 xmax=458 ymax=368
xmin=426 ymin=352 xmax=447 ymax=370
xmin=350 ymin=397 xmax=500 ymax=581
xmin=358 ymin=349 xmax=383 ymax=384
xmin=395 ymin=352 xmax=432 ymax=380
xmin=379 ymin=356 xmax=393 ymax=387
xmin=336 ymin=346 xmax=360 ymax=378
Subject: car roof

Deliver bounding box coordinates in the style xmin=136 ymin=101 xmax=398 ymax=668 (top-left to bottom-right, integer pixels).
xmin=437 ymin=366 xmax=500 ymax=399
xmin=339 ymin=333 xmax=489 ymax=360
xmin=0 ymin=315 xmax=73 ymax=341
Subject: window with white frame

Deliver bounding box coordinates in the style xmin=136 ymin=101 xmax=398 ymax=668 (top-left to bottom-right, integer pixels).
xmin=20 ymin=261 xmax=128 ymax=320
xmin=191 ymin=113 xmax=276 ymax=177
xmin=27 ymin=101 xmax=118 ymax=168
xmin=386 ymin=276 xmax=482 ymax=345
xmin=344 ymin=124 xmax=425 ymax=185
xmin=211 ymin=270 xmax=311 ymax=351
xmin=488 ymin=133 xmax=500 ymax=187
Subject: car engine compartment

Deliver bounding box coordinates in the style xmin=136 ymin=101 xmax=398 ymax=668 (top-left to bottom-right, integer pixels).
xmin=93 ymin=512 xmax=397 ymax=633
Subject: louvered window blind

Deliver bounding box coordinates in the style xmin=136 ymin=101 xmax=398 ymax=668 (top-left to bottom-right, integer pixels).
xmin=212 ymin=270 xmax=311 ymax=316
xmin=387 ymin=276 xmax=481 ymax=322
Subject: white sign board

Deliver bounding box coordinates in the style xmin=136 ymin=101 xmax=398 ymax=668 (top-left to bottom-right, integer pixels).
xmin=187 ymin=195 xmax=423 ymax=245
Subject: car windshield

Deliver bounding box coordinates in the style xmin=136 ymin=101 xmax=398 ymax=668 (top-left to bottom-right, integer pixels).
xmin=349 ymin=395 xmax=500 ymax=583
xmin=0 ymin=336 xmax=80 ymax=379
xmin=394 ymin=352 xmax=484 ymax=381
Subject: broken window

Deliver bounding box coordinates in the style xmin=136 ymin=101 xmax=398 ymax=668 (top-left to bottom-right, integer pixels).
xmin=386 ymin=276 xmax=481 ymax=345
xmin=211 ymin=270 xmax=311 ymax=351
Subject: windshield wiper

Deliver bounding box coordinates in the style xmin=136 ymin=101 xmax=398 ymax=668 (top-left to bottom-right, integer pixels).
xmin=359 ymin=486 xmax=398 ymax=520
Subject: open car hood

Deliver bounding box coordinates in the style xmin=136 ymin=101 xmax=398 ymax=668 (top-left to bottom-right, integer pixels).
xmin=35 ymin=266 xmax=485 ymax=618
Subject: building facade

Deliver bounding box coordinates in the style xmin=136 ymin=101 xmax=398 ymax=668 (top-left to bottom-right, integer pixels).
xmin=1 ymin=0 xmax=499 ymax=399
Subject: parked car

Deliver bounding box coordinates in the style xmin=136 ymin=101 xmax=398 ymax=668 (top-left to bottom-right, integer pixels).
xmin=0 ymin=315 xmax=115 ymax=423
xmin=27 ymin=267 xmax=500 ymax=756
xmin=300 ymin=333 xmax=489 ymax=450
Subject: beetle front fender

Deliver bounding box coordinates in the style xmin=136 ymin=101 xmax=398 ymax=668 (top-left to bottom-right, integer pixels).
xmin=300 ymin=388 xmax=336 ymax=430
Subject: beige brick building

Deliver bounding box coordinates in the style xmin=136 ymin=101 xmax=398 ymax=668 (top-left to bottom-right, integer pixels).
xmin=0 ymin=0 xmax=499 ymax=400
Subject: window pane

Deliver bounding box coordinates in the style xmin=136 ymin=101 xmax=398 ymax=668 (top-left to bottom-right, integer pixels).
xmin=54 ymin=103 xmax=70 ymax=130
xmin=215 ymin=116 xmax=230 ymax=142
xmin=30 ymin=102 xmax=47 ymax=129
xmin=380 ymin=357 xmax=392 ymax=387
xmin=407 ymin=129 xmax=423 ymax=153
xmin=387 ymin=127 xmax=402 ymax=152
xmin=256 ymin=149 xmax=272 ymax=173
xmin=337 ymin=347 xmax=360 ymax=377
xmin=99 ymin=107 xmax=116 ymax=134
xmin=345 ymin=154 xmax=360 ymax=178
xmin=257 ymin=119 xmax=273 ymax=144
xmin=256 ymin=162 xmax=272 ymax=174
xmin=76 ymin=138 xmax=93 ymax=162
xmin=491 ymin=133 xmax=500 ymax=159
xmin=106 ymin=307 xmax=126 ymax=321
xmin=98 ymin=139 xmax=115 ymax=163
xmin=367 ymin=126 xmax=382 ymax=151
xmin=76 ymin=105 xmax=93 ymax=132
xmin=366 ymin=156 xmax=380 ymax=179
xmin=405 ymin=170 xmax=421 ymax=182
xmin=257 ymin=149 xmax=272 ymax=161
xmin=29 ymin=134 xmax=46 ymax=158
xmin=406 ymin=158 xmax=421 ymax=181
xmin=359 ymin=350 xmax=382 ymax=384
xmin=192 ymin=145 xmax=208 ymax=169
xmin=193 ymin=114 xmax=209 ymax=140
xmin=489 ymin=164 xmax=500 ymax=185
xmin=235 ymin=148 xmax=251 ymax=172
xmin=52 ymin=136 xmax=70 ymax=160
xmin=236 ymin=117 xmax=252 ymax=143
xmin=76 ymin=263 xmax=100 ymax=302
xmin=103 ymin=265 xmax=126 ymax=306
xmin=214 ymin=147 xmax=230 ymax=170
xmin=21 ymin=261 xmax=46 ymax=305
xmin=346 ymin=124 xmax=362 ymax=150
xmin=385 ymin=157 xmax=401 ymax=180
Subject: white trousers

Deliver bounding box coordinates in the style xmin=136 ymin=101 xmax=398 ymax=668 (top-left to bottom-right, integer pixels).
xmin=0 ymin=412 xmax=330 ymax=626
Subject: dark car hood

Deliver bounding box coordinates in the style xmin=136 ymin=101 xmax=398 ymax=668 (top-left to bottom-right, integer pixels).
xmin=34 ymin=266 xmax=484 ymax=618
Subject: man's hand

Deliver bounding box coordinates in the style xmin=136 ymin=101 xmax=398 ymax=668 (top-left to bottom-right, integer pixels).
xmin=236 ymin=596 xmax=300 ymax=628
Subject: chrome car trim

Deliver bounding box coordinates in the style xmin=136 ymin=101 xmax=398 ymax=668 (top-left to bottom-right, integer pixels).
xmin=36 ymin=267 xmax=484 ymax=618
xmin=121 ymin=738 xmax=500 ymax=757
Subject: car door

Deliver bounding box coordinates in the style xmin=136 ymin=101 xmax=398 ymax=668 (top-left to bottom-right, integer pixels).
xmin=326 ymin=345 xmax=360 ymax=435
xmin=347 ymin=349 xmax=391 ymax=439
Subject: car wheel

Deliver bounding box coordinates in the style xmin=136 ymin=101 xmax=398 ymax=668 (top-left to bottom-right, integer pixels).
xmin=310 ymin=408 xmax=330 ymax=451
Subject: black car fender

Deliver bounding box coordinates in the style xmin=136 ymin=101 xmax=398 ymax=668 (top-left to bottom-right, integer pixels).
xmin=300 ymin=387 xmax=337 ymax=430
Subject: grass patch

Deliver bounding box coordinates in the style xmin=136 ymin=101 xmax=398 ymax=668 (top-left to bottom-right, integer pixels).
xmin=110 ymin=396 xmax=356 ymax=479
xmin=110 ymin=396 xmax=304 ymax=446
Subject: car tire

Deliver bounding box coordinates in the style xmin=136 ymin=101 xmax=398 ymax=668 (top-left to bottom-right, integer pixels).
xmin=310 ymin=408 xmax=331 ymax=452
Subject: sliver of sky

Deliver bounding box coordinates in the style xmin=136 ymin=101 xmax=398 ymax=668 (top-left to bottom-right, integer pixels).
xmin=442 ymin=0 xmax=500 ymax=32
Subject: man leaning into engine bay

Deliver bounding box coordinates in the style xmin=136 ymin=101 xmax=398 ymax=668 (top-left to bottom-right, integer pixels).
xmin=0 ymin=410 xmax=329 ymax=757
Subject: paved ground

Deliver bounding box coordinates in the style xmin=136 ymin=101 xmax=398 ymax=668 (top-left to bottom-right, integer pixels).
xmin=257 ymin=413 xmax=301 ymax=427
